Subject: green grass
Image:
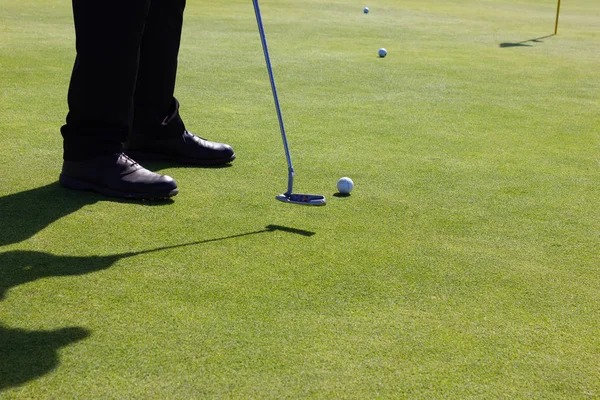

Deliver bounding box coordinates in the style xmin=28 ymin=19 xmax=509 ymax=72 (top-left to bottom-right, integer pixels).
xmin=1 ymin=0 xmax=599 ymax=398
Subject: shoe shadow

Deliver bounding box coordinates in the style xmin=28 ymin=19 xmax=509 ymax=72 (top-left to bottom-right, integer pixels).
xmin=0 ymin=224 xmax=314 ymax=392
xmin=499 ymin=34 xmax=554 ymax=48
xmin=0 ymin=182 xmax=173 ymax=248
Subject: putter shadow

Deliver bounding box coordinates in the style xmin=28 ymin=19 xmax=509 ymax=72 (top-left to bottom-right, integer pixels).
xmin=0 ymin=223 xmax=314 ymax=391
xmin=500 ymin=34 xmax=554 ymax=48
xmin=265 ymin=224 xmax=315 ymax=237
xmin=132 ymin=224 xmax=316 ymax=254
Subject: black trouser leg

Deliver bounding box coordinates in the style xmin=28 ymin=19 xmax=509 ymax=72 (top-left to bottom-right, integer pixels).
xmin=61 ymin=0 xmax=151 ymax=160
xmin=133 ymin=0 xmax=187 ymax=138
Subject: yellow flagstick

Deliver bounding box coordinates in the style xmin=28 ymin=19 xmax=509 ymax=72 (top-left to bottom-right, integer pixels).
xmin=554 ymin=0 xmax=562 ymax=35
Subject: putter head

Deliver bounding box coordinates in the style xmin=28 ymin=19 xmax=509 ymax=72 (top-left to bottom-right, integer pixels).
xmin=276 ymin=193 xmax=326 ymax=206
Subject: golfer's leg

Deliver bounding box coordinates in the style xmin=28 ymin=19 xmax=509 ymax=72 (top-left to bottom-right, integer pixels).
xmin=133 ymin=0 xmax=186 ymax=135
xmin=59 ymin=0 xmax=178 ymax=200
xmin=61 ymin=0 xmax=151 ymax=160
xmin=127 ymin=0 xmax=235 ymax=165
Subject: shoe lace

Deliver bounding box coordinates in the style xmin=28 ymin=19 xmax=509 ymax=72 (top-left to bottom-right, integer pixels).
xmin=120 ymin=153 xmax=140 ymax=167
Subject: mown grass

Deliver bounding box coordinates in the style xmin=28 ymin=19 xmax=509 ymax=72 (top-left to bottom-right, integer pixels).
xmin=1 ymin=0 xmax=599 ymax=398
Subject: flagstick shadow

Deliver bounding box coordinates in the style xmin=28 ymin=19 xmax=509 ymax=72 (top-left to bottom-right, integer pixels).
xmin=499 ymin=34 xmax=555 ymax=48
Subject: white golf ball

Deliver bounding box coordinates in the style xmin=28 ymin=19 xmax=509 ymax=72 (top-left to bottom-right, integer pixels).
xmin=378 ymin=48 xmax=387 ymax=58
xmin=364 ymin=7 xmax=369 ymax=14
xmin=337 ymin=177 xmax=354 ymax=194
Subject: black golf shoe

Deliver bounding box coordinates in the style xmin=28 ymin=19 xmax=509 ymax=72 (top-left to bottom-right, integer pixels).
xmin=124 ymin=130 xmax=236 ymax=166
xmin=59 ymin=153 xmax=178 ymax=200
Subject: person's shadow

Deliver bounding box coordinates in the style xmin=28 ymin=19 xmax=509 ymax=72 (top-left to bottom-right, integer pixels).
xmin=0 ymin=182 xmax=109 ymax=390
xmin=0 ymin=249 xmax=132 ymax=391
xmin=0 ymin=206 xmax=314 ymax=392
xmin=0 ymin=182 xmax=315 ymax=391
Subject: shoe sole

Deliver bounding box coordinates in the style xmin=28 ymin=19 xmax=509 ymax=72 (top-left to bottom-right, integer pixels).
xmin=124 ymin=150 xmax=236 ymax=166
xmin=59 ymin=175 xmax=179 ymax=200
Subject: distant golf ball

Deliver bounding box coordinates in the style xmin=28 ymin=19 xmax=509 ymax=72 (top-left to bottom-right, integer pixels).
xmin=378 ymin=48 xmax=387 ymax=58
xmin=364 ymin=7 xmax=369 ymax=13
xmin=337 ymin=177 xmax=354 ymax=194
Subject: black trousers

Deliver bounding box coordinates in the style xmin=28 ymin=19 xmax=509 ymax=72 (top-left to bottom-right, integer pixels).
xmin=61 ymin=0 xmax=186 ymax=160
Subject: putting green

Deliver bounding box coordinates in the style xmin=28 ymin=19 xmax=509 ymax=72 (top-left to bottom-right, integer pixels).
xmin=1 ymin=0 xmax=599 ymax=397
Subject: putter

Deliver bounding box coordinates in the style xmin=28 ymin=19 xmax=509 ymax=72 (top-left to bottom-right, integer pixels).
xmin=252 ymin=0 xmax=326 ymax=206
